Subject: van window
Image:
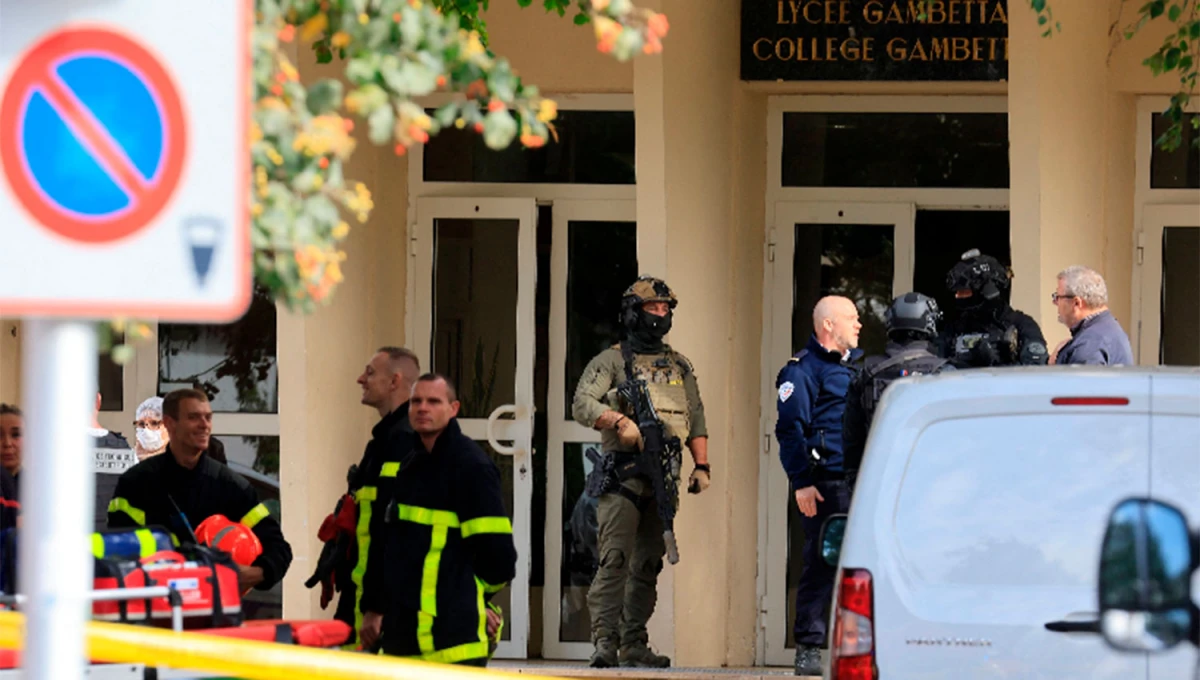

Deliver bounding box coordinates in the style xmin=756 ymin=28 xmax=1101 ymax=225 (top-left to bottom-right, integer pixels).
xmin=894 ymin=414 xmax=1148 ymax=589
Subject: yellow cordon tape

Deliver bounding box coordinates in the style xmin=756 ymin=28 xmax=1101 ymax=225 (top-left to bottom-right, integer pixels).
xmin=0 ymin=611 xmax=560 ymax=680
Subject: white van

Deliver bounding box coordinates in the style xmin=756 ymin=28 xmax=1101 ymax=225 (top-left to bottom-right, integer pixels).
xmin=824 ymin=367 xmax=1200 ymax=680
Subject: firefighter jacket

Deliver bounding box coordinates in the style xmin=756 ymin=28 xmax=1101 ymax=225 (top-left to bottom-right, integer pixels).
xmin=335 ymin=402 xmax=414 ymax=645
xmin=106 ymin=447 xmax=292 ymax=590
xmin=363 ymin=418 xmax=517 ymax=664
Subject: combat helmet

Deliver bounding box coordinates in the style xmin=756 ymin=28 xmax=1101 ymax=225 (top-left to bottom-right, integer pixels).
xmin=885 ymin=292 xmax=942 ymax=340
xmin=620 ymin=276 xmax=677 ymax=331
xmin=946 ymin=249 xmax=1012 ymax=306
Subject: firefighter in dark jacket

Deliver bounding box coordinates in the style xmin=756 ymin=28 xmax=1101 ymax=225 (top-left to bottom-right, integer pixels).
xmin=308 ymin=347 xmax=420 ymax=649
xmin=107 ymin=389 xmax=292 ymax=593
xmin=360 ymin=374 xmax=517 ymax=667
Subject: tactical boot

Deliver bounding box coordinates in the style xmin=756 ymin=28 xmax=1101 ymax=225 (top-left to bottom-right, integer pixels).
xmin=589 ymin=638 xmax=618 ymax=668
xmin=619 ymin=643 xmax=671 ymax=668
xmin=793 ymin=644 xmax=822 ymax=677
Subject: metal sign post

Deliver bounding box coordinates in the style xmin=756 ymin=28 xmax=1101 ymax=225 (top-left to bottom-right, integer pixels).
xmin=19 ymin=320 xmax=96 ymax=679
xmin=0 ymin=2 xmax=250 ymax=676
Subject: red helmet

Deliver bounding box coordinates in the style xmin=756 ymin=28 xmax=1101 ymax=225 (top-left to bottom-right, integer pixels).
xmin=195 ymin=514 xmax=263 ymax=567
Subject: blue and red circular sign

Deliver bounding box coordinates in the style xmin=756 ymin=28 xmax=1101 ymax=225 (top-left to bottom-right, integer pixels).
xmin=0 ymin=28 xmax=188 ymax=244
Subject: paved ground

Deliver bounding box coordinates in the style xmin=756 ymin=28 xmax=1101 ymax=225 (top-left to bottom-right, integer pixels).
xmin=490 ymin=661 xmax=807 ymax=680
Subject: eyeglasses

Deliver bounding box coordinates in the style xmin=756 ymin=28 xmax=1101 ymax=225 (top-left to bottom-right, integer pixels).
xmin=133 ymin=420 xmax=163 ymax=429
xmin=1050 ymin=293 xmax=1076 ymax=304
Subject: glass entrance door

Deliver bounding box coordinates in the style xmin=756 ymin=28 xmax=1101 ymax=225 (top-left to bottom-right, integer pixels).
xmin=1137 ymin=204 xmax=1200 ymax=366
xmin=762 ymin=202 xmax=914 ymax=667
xmin=542 ymin=200 xmax=637 ymax=660
xmin=412 ymin=197 xmax=538 ymax=658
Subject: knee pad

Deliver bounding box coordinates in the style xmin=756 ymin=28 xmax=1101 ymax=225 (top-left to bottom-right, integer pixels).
xmin=600 ymin=548 xmax=627 ymax=570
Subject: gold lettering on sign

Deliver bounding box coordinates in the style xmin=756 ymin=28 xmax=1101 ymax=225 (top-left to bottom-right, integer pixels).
xmin=754 ymin=0 xmax=1009 ymax=68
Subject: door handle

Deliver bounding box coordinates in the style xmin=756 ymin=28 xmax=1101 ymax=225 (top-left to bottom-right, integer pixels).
xmin=486 ymin=405 xmax=518 ymax=455
xmin=1044 ymin=619 xmax=1100 ymax=634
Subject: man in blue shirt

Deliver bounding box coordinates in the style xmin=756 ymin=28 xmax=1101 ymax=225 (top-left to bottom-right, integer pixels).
xmin=774 ymin=295 xmax=862 ymax=676
xmin=1051 ymin=266 xmax=1134 ymax=366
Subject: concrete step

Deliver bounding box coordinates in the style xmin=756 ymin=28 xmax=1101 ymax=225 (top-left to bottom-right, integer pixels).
xmin=489 ymin=661 xmax=810 ymax=680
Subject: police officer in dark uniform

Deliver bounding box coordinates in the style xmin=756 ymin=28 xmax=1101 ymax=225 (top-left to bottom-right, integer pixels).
xmin=843 ymin=293 xmax=953 ymax=489
xmin=939 ymin=249 xmax=1049 ymax=368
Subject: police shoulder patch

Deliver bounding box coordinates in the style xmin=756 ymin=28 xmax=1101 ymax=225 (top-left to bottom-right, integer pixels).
xmin=778 ymin=381 xmax=795 ymax=403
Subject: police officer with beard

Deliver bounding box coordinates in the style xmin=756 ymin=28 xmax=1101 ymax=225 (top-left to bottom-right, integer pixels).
xmin=939 ymin=249 xmax=1049 ymax=368
xmin=843 ymin=293 xmax=952 ymax=489
xmin=572 ymin=276 xmax=709 ymax=669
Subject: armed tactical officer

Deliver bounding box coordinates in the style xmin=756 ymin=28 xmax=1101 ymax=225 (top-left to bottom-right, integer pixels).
xmin=843 ymin=293 xmax=953 ymax=489
xmin=572 ymin=276 xmax=710 ymax=669
xmin=940 ymin=249 xmax=1048 ymax=368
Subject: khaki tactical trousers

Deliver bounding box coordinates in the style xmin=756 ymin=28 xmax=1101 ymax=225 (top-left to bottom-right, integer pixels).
xmin=587 ymin=477 xmax=666 ymax=648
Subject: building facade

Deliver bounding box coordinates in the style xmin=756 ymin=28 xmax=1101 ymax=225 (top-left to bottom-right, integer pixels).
xmin=1 ymin=0 xmax=1197 ymax=667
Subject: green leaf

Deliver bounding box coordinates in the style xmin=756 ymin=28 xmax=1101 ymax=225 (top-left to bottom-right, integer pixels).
xmin=367 ymin=104 xmax=396 ymax=145
xmin=517 ymin=0 xmax=532 ymax=6
xmin=1190 ymin=21 xmax=1200 ymax=39
xmin=305 ymin=79 xmax=344 ymax=115
xmin=482 ymin=109 xmax=517 ymax=149
xmin=1038 ymin=15 xmax=1047 ymax=25
xmin=434 ymin=102 xmax=459 ymax=127
xmin=1168 ymin=3 xmax=1181 ymax=21
xmin=1149 ymin=0 xmax=1165 ymax=19
xmin=1164 ymin=47 xmax=1181 ymax=70
xmin=574 ymin=12 xmax=590 ymax=25
xmin=1031 ymin=0 xmax=1046 ymax=11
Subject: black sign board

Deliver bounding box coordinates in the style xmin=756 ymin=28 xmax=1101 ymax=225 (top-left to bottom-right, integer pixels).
xmin=742 ymin=0 xmax=1009 ymax=82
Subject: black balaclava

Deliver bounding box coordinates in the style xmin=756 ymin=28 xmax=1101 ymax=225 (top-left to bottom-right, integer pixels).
xmin=626 ymin=308 xmax=672 ymax=353
xmin=948 ymin=253 xmax=1008 ymax=324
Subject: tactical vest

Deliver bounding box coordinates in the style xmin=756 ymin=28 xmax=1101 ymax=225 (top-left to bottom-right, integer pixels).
xmin=860 ymin=349 xmax=950 ymax=421
xmin=616 ymin=345 xmax=693 ymax=443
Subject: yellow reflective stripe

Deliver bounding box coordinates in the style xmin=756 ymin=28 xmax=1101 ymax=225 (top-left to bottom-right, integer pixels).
xmin=476 ymin=578 xmax=487 ymax=646
xmin=460 ymin=516 xmax=512 ymax=538
xmin=239 ymin=503 xmax=270 ymax=529
xmin=349 ymin=488 xmax=376 ymax=647
xmin=417 ymin=524 xmax=449 ymax=655
xmin=134 ymin=529 xmax=156 ymax=557
xmin=397 ymin=505 xmax=459 ymax=528
xmin=91 ymin=534 xmax=104 ymax=559
xmin=477 ymin=578 xmax=506 ymax=595
xmin=107 ymin=498 xmax=145 ymax=526
xmin=379 ymin=462 xmax=401 ymax=478
xmin=401 ymin=641 xmax=490 ymax=665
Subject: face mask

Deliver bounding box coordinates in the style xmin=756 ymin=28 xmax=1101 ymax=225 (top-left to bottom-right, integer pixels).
xmin=638 ymin=309 xmax=672 ymax=338
xmin=136 ymin=427 xmax=164 ymax=452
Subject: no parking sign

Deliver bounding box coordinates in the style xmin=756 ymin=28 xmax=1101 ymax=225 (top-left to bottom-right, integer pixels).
xmin=0 ymin=2 xmax=250 ymax=321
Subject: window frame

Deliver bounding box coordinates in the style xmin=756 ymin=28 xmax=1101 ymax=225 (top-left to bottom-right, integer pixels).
xmin=96 ymin=319 xmax=281 ymax=456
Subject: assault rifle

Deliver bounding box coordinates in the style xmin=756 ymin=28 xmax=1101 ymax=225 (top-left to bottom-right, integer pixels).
xmin=617 ymin=343 xmax=684 ymax=564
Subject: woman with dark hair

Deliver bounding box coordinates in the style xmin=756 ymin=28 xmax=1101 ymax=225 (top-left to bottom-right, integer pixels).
xmin=0 ymin=404 xmax=21 ymax=492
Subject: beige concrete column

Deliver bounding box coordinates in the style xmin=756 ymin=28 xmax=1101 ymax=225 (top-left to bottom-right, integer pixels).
xmin=0 ymin=320 xmax=19 ymax=404
xmin=1008 ymin=0 xmax=1119 ymax=348
xmin=635 ymin=0 xmax=763 ymax=666
xmin=280 ymin=49 xmax=409 ymax=619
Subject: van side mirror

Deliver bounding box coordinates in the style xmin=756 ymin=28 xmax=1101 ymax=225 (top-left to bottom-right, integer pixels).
xmin=820 ymin=514 xmax=848 ymax=567
xmin=1098 ymin=498 xmax=1198 ymax=652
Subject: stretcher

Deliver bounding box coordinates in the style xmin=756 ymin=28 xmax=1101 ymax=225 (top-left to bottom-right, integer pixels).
xmin=0 ymin=584 xmax=352 ymax=676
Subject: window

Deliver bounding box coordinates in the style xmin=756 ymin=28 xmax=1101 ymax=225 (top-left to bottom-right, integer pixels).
xmin=423 ymin=110 xmax=635 ymax=184
xmin=1150 ymin=113 xmax=1200 ymax=189
xmin=98 ymin=332 xmax=124 ymax=412
xmin=781 ymin=112 xmax=1009 ymax=188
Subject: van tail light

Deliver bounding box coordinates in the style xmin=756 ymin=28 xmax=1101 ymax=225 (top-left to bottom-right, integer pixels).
xmin=1051 ymin=397 xmax=1129 ymax=406
xmin=831 ymin=568 xmax=876 ymax=680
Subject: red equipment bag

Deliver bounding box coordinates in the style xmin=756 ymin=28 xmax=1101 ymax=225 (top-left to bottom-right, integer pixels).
xmin=93 ymin=545 xmax=242 ymax=629
xmin=199 ymin=619 xmax=352 ymax=648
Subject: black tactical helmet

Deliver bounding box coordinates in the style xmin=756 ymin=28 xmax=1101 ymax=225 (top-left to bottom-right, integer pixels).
xmin=945 ymin=249 xmax=1011 ymax=304
xmin=885 ymin=292 xmax=941 ymax=339
xmin=619 ymin=277 xmax=676 ymax=335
